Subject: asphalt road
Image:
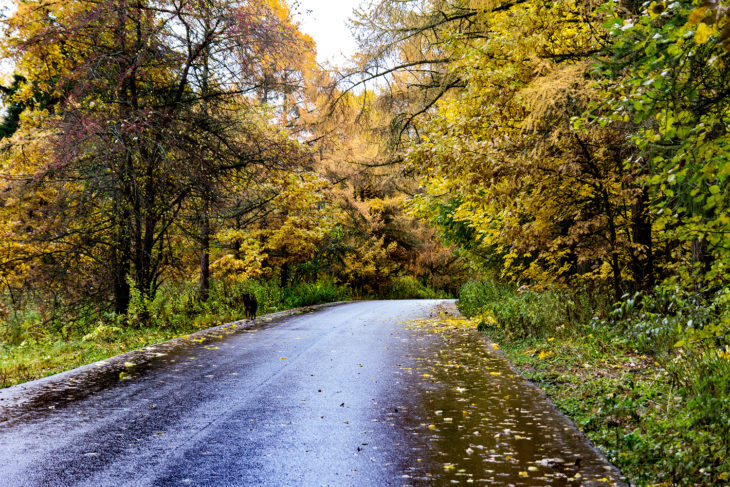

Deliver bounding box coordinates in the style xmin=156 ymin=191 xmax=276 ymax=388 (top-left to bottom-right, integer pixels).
xmin=0 ymin=300 xmax=626 ymax=486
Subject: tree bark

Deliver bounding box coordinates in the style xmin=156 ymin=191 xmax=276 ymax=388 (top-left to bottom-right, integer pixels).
xmin=198 ymin=11 xmax=212 ymax=303
xmin=630 ymin=186 xmax=654 ymax=291
xmin=112 ymin=214 xmax=131 ymax=315
xmin=281 ymin=262 xmax=290 ymax=288
xmin=200 ymin=198 xmax=211 ymax=302
xmin=692 ymin=237 xmax=712 ymax=290
xmin=112 ymin=0 xmax=131 ymax=315
xmin=600 ymin=187 xmax=623 ymax=302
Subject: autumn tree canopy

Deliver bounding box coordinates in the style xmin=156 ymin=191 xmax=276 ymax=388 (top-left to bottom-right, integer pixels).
xmin=0 ymin=0 xmax=323 ymax=314
xmin=2 ymin=0 xmax=729 ymax=337
xmin=349 ymin=0 xmax=730 ymax=307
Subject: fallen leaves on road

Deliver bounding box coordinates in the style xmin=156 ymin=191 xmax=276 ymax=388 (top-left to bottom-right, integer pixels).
xmin=390 ymin=308 xmax=624 ymax=486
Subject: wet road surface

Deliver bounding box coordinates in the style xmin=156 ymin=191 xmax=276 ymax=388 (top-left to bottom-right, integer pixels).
xmin=0 ymin=300 xmax=625 ymax=486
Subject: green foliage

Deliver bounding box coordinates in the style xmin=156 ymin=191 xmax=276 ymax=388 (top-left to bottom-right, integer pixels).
xmin=594 ymin=0 xmax=730 ymax=289
xmin=600 ymin=286 xmax=725 ymax=344
xmin=458 ymin=279 xmax=590 ymax=338
xmin=234 ymin=280 xmax=285 ymax=314
xmin=81 ymin=323 xmax=124 ymax=343
xmin=464 ymin=277 xmax=730 ymax=484
xmin=0 ymin=309 xmax=42 ymax=346
xmin=0 ymin=75 xmax=25 ymax=139
xmin=0 ymin=275 xmax=357 ymax=387
xmin=503 ymin=330 xmax=730 ymax=485
xmin=387 ymin=275 xmax=448 ymax=299
xmin=283 ymin=279 xmax=352 ymax=308
xmin=0 ymin=325 xmax=187 ymax=388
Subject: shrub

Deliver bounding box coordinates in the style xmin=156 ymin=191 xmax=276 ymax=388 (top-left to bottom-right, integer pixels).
xmin=464 ymin=278 xmax=730 ymax=484
xmin=387 ymin=275 xmax=445 ymax=299
xmin=0 ymin=309 xmax=43 ymax=345
xmin=458 ymin=279 xmax=585 ymax=338
xmin=284 ymin=279 xmax=351 ymax=308
xmin=81 ymin=323 xmax=124 ymax=343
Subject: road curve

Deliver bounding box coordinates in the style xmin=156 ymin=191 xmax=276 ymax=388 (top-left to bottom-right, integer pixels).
xmin=0 ymin=300 xmax=625 ymax=486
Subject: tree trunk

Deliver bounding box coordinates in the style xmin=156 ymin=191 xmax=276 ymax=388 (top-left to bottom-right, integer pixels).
xmin=199 ymin=198 xmax=210 ymax=302
xmin=198 ymin=14 xmax=212 ymax=303
xmin=630 ymin=186 xmax=654 ymax=291
xmin=691 ymin=237 xmax=712 ymax=292
xmin=601 ymin=187 xmax=623 ymax=302
xmin=112 ymin=0 xmax=131 ymax=315
xmin=281 ymin=262 xmax=290 ymax=289
xmin=112 ymin=217 xmax=131 ymax=315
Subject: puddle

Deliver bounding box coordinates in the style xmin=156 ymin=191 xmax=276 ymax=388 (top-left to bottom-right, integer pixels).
xmin=393 ymin=314 xmax=626 ymax=486
xmin=0 ymin=302 xmax=627 ymax=486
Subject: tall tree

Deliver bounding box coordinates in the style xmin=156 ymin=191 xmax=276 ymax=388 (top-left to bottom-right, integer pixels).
xmin=350 ymin=0 xmax=661 ymax=298
xmin=596 ymin=0 xmax=730 ymax=292
xmin=0 ymin=0 xmax=315 ymax=315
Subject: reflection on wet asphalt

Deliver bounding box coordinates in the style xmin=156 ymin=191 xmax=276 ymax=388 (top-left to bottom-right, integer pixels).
xmin=394 ymin=311 xmax=624 ymax=486
xmin=0 ymin=300 xmax=625 ymax=486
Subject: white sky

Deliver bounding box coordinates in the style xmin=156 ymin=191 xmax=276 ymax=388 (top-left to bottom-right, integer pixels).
xmin=295 ymin=0 xmax=362 ymax=66
xmin=0 ymin=0 xmax=12 ymax=82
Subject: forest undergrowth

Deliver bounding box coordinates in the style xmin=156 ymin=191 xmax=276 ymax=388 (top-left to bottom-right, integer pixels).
xmin=459 ymin=279 xmax=730 ymax=485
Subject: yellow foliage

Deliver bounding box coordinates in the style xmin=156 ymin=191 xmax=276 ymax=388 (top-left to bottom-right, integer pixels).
xmin=210 ymin=169 xmax=342 ymax=283
xmin=694 ymin=23 xmax=715 ymax=44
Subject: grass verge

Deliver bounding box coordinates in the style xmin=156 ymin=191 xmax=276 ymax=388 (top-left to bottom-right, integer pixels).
xmin=0 ymin=327 xmax=201 ymax=388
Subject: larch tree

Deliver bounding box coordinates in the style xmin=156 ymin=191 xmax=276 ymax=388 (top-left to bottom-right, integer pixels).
xmin=309 ymin=84 xmax=468 ymax=295
xmin=349 ymin=0 xmax=661 ymax=299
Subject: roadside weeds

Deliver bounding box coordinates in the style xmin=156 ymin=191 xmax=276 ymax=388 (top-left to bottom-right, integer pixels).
xmin=487 ymin=332 xmax=728 ymax=486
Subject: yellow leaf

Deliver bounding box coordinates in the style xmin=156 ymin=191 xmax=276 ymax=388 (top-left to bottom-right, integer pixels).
xmin=688 ymin=7 xmax=707 ymax=26
xmin=648 ymin=1 xmax=666 ymax=18
xmin=695 ymin=23 xmax=714 ymax=44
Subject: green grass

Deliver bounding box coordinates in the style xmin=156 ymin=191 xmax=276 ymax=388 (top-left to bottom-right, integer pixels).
xmin=387 ymin=275 xmax=451 ymax=299
xmin=492 ymin=333 xmax=730 ymax=485
xmin=458 ymin=279 xmax=594 ymax=338
xmin=283 ymin=278 xmax=352 ymax=307
xmin=1 ymin=272 xmax=444 ymax=388
xmin=0 ymin=327 xmax=196 ymax=388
